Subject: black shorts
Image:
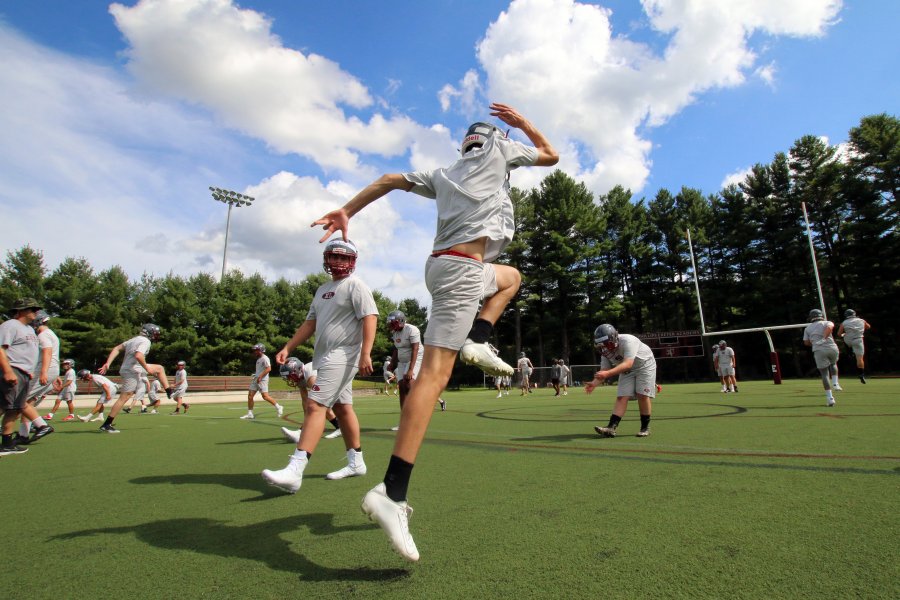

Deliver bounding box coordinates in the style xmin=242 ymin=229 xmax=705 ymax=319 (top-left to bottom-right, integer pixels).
xmin=1 ymin=368 xmax=31 ymax=411
xmin=551 ymin=378 xmax=560 ymax=385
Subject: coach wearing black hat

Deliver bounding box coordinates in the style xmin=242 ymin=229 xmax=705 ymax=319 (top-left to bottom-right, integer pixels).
xmin=0 ymin=297 xmax=42 ymax=454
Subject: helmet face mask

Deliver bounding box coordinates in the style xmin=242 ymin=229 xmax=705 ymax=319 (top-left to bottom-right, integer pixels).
xmin=323 ymin=239 xmax=358 ymax=278
xmin=593 ymin=324 xmax=619 ymax=352
xmin=141 ymin=323 xmax=162 ymax=341
xmin=387 ymin=310 xmax=406 ymax=332
xmin=461 ymin=122 xmax=502 ymax=156
xmin=279 ymin=357 xmax=304 ymax=387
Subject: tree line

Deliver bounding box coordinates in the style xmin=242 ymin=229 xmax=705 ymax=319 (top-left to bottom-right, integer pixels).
xmin=2 ymin=113 xmax=896 ymax=383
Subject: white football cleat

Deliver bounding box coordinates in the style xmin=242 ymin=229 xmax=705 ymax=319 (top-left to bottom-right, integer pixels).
xmin=240 ymin=412 xmax=254 ymax=420
xmin=458 ymin=339 xmax=514 ymax=376
xmin=78 ymin=415 xmax=91 ymax=422
xmin=832 ymin=384 xmax=843 ymax=391
xmin=261 ymin=455 xmax=306 ymax=494
xmin=276 ymin=404 xmax=284 ymax=417
xmin=827 ymin=398 xmax=836 ymax=407
xmin=361 ymin=483 xmax=419 ymax=562
xmin=281 ymin=427 xmax=301 ymax=444
xmin=326 ymin=449 xmax=367 ymax=480
xmin=324 ymin=428 xmax=343 ymax=439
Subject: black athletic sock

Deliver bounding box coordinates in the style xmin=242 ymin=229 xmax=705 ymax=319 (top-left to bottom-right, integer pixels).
xmin=103 ymin=417 xmax=114 ymax=427
xmin=384 ymin=454 xmax=414 ymax=502
xmin=640 ymin=414 xmax=651 ymax=430
xmin=329 ymin=418 xmax=340 ymax=430
xmin=608 ymin=414 xmax=622 ymax=429
xmin=467 ymin=318 xmax=493 ymax=344
xmin=1 ymin=433 xmax=11 ymax=446
xmin=355 ymin=447 xmax=362 ymax=453
xmin=305 ymin=451 xmax=312 ymax=459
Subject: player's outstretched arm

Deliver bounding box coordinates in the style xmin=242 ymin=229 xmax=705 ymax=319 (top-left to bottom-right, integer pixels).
xmin=99 ymin=343 xmax=124 ymax=374
xmin=311 ymin=174 xmax=413 ymax=243
xmin=277 ymin=320 xmax=316 ymax=364
xmin=489 ymin=102 xmax=558 ymax=166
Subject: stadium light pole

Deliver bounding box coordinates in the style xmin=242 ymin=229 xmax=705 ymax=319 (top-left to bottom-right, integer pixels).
xmin=209 ymin=187 xmax=255 ymax=280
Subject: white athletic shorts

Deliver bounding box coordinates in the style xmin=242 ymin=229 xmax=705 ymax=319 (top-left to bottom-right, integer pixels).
xmin=172 ymin=384 xmax=188 ymax=399
xmin=384 ymin=371 xmax=395 ymax=383
xmin=718 ymin=365 xmax=735 ymax=377
xmin=616 ymin=365 xmax=657 ymax=399
xmin=423 ymin=254 xmax=498 ymax=351
xmin=845 ymin=338 xmax=864 ymax=357
xmin=97 ymin=386 xmax=119 ymax=405
xmin=27 ymin=368 xmax=59 ymax=404
xmin=120 ymin=372 xmax=142 ymax=393
xmin=308 ymin=359 xmax=357 ymax=409
xmin=813 ymin=347 xmax=838 ymax=370
xmin=395 ymin=360 xmax=422 ymax=381
xmin=58 ymin=388 xmax=75 ymax=402
xmin=249 ymin=377 xmax=269 ymax=393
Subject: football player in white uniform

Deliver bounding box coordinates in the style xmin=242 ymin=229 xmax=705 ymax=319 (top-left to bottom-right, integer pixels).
xmin=170 ymin=361 xmax=191 ymax=414
xmin=76 ymin=370 xmax=119 ymax=423
xmin=558 ymin=359 xmax=570 ymax=396
xmin=241 ymin=344 xmax=283 ymax=419
xmin=715 ymin=340 xmax=738 ymax=393
xmin=383 ymin=355 xmax=397 ymax=396
xmin=803 ymin=309 xmax=840 ymax=406
xmin=20 ymin=310 xmax=58 ymax=442
xmin=517 ymin=352 xmax=534 ymax=395
xmin=278 ymin=357 xmax=343 ymax=443
xmin=586 ymin=324 xmax=657 ymax=438
xmin=97 ymin=323 xmax=172 ymax=433
xmin=313 ymin=103 xmax=557 ymax=561
xmin=46 ymin=358 xmax=77 ymax=422
xmin=263 ymin=239 xmax=377 ymax=493
xmin=837 ymin=309 xmax=871 ymax=383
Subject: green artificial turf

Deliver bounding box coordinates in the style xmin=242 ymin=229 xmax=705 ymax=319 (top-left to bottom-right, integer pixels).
xmin=7 ymin=379 xmax=899 ymax=599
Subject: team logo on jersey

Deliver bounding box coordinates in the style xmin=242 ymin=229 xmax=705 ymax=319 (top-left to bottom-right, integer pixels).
xmin=312 ymin=384 xmax=321 ymax=391
xmin=322 ymin=292 xmax=335 ymax=299
xmin=394 ymin=336 xmax=401 ymax=343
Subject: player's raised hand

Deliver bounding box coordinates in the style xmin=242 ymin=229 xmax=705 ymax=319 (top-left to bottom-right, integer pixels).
xmin=311 ymin=208 xmax=349 ymax=243
xmin=490 ymin=102 xmax=527 ymax=129
xmin=98 ymin=364 xmax=109 ymax=375
xmin=275 ymin=348 xmax=289 ymax=365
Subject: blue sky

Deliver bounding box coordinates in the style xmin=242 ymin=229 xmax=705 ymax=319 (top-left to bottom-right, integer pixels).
xmin=1 ymin=0 xmax=897 ymax=306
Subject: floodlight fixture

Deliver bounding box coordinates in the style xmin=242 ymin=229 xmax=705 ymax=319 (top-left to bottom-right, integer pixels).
xmin=209 ymin=186 xmax=256 ymax=280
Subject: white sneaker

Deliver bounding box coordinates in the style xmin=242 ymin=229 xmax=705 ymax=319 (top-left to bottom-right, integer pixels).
xmin=276 ymin=404 xmax=284 ymax=417
xmin=326 ymin=449 xmax=367 ymax=480
xmin=496 ymin=393 xmax=502 ymax=398
xmin=390 ymin=426 xmax=400 ymax=431
xmin=78 ymin=415 xmax=91 ymax=422
xmin=827 ymin=398 xmax=836 ymax=407
xmin=240 ymin=412 xmax=254 ymax=420
xmin=833 ymin=384 xmax=843 ymax=391
xmin=324 ymin=429 xmax=343 ymax=439
xmin=459 ymin=339 xmax=514 ymax=376
xmin=261 ymin=455 xmax=306 ymax=494
xmin=562 ymin=391 xmax=567 ymax=396
xmin=361 ymin=483 xmax=419 ymax=562
xmin=281 ymin=427 xmax=301 ymax=444
xmin=150 ymin=409 xmax=158 ymax=414
xmin=90 ymin=415 xmax=104 ymax=422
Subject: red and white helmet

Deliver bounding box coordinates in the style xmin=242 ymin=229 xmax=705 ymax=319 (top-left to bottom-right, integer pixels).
xmin=279 ymin=357 xmax=305 ymax=387
xmin=387 ymin=310 xmax=406 ymax=332
xmin=323 ymin=238 xmax=358 ymax=277
xmin=461 ymin=122 xmax=503 ymax=156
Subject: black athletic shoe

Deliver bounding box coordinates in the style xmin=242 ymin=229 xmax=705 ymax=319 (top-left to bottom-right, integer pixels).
xmin=140 ymin=407 xmax=148 ymax=413
xmin=12 ymin=433 xmax=31 ymax=446
xmin=183 ymin=403 xmax=190 ymax=414
xmin=99 ymin=424 xmax=120 ymax=434
xmin=165 ymin=387 xmax=174 ymax=399
xmin=859 ymin=374 xmax=867 ymax=384
xmin=123 ymin=407 xmax=132 ymax=414
xmin=0 ymin=444 xmax=28 ymax=455
xmin=30 ymin=425 xmax=54 ymax=442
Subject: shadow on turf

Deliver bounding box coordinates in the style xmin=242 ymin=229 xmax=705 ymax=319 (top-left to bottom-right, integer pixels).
xmin=510 ymin=432 xmax=599 ymax=442
xmin=50 ymin=515 xmax=409 ymax=581
xmin=130 ymin=473 xmax=291 ymax=501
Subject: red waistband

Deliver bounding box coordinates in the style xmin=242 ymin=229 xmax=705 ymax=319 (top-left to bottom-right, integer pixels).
xmin=430 ymin=249 xmax=480 ymax=261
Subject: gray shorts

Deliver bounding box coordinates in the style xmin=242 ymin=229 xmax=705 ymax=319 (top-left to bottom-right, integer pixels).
xmin=120 ymin=372 xmax=142 ymax=393
xmin=308 ymin=359 xmax=356 ymax=409
xmin=172 ymin=384 xmax=188 ymax=399
xmin=813 ymin=347 xmax=838 ymax=369
xmin=845 ymin=338 xmax=864 ymax=357
xmin=249 ymin=377 xmax=269 ymax=393
xmin=28 ymin=368 xmax=59 ymax=403
xmin=58 ymin=389 xmax=75 ymax=402
xmin=1 ymin=368 xmax=31 ymax=410
xmin=423 ymin=254 xmax=498 ymax=351
xmin=616 ymin=365 xmax=657 ymax=399
xmin=395 ymin=359 xmax=422 ymax=380
xmin=97 ymin=386 xmax=118 ymax=405
xmin=718 ymin=365 xmax=735 ymax=377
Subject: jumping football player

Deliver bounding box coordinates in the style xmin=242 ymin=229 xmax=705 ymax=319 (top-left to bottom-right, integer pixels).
xmin=312 ymin=102 xmax=557 ymax=561
xmin=803 ymin=309 xmax=840 ymax=406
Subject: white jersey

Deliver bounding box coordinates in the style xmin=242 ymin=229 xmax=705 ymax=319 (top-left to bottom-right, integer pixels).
xmin=560 ymin=364 xmax=570 ymax=384
xmin=715 ymin=347 xmax=735 ymax=367
xmin=404 ymin=134 xmax=539 ymax=262
xmin=599 ymin=334 xmax=656 ymax=373
xmin=517 ymin=357 xmax=532 ymax=372
xmin=91 ymin=373 xmax=118 ymax=397
xmin=804 ymin=321 xmax=839 ymax=352
xmin=254 ymin=355 xmax=271 ymax=382
xmin=306 ymin=275 xmax=378 ymax=369
xmin=295 ymin=362 xmax=316 ymax=390
xmin=149 ymin=379 xmax=162 ymax=400
xmin=841 ymin=317 xmax=866 ymax=343
xmin=120 ymin=335 xmax=151 ymax=376
xmin=62 ymin=368 xmax=77 ymax=393
xmin=36 ymin=328 xmax=61 ymax=376
xmin=175 ymin=368 xmax=188 ymax=390
xmin=392 ymin=323 xmax=423 ymax=366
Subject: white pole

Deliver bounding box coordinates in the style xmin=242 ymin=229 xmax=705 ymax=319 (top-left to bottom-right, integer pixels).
xmin=686 ymin=228 xmax=707 ymax=334
xmin=221 ymin=202 xmax=233 ymax=281
xmin=801 ymin=202 xmax=828 ymax=319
